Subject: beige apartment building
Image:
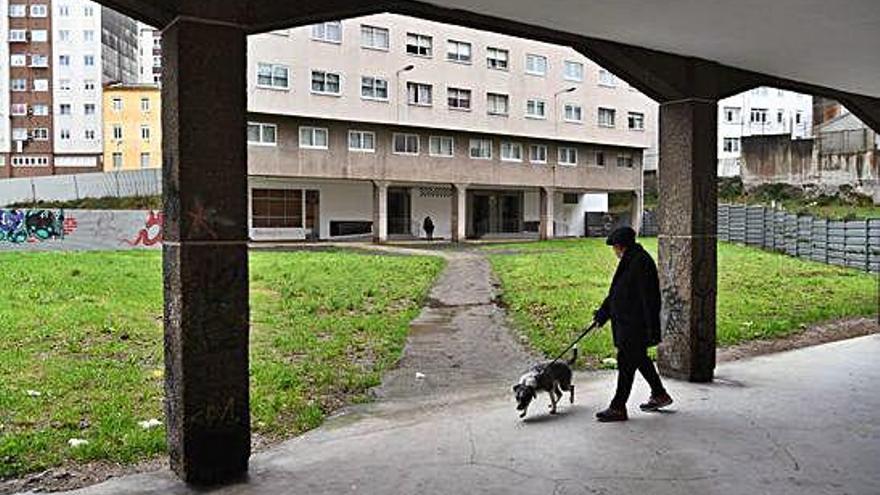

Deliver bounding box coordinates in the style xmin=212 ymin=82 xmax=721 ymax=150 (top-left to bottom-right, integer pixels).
xmin=246 ymin=13 xmax=657 ymax=241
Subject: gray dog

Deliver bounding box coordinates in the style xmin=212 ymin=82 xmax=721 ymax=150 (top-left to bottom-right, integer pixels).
xmin=513 ymin=348 xmax=577 ymax=418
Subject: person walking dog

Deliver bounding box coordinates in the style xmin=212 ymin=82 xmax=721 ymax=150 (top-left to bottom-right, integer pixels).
xmin=593 ymin=226 xmax=673 ymax=422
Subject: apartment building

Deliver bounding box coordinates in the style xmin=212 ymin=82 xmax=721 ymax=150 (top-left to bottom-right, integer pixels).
xmin=136 ymin=21 xmax=159 ymax=84
xmin=246 ymin=13 xmax=656 ymax=241
xmin=1 ymin=0 xmax=137 ymax=178
xmin=102 ymin=82 xmax=159 ymax=171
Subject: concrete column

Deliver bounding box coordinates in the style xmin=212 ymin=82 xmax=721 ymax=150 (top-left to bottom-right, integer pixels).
xmin=630 ymin=190 xmax=643 ymax=233
xmin=451 ymin=183 xmax=467 ymax=242
xmin=161 ymin=20 xmax=250 ymax=484
xmin=372 ymin=181 xmax=388 ymax=243
xmin=656 ymin=98 xmax=718 ymax=383
xmin=539 ymin=187 xmax=555 ymax=240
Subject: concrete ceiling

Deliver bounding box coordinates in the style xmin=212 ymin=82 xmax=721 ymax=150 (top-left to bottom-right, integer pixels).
xmin=421 ymin=0 xmax=880 ymax=99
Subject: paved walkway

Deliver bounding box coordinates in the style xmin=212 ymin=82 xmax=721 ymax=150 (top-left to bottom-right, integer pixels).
xmin=47 ymin=333 xmax=879 ymax=495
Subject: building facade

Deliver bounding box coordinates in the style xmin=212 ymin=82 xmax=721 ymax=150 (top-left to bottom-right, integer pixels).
xmin=246 ymin=13 xmax=656 ymax=241
xmin=136 ymin=21 xmax=159 ymax=84
xmin=102 ymin=82 xmax=159 ymax=171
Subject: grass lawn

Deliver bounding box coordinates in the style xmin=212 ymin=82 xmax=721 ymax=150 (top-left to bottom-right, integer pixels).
xmin=484 ymin=239 xmax=876 ymax=364
xmin=0 ymin=249 xmax=442 ymax=479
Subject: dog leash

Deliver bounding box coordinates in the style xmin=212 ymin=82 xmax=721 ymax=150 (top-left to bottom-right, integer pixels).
xmin=547 ymin=320 xmax=599 ymax=365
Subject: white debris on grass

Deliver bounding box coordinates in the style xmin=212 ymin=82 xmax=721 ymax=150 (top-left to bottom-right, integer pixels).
xmin=138 ymin=418 xmax=162 ymax=430
xmin=25 ymin=390 xmax=42 ymax=397
xmin=415 ymin=372 xmax=426 ymax=380
xmin=68 ymin=438 xmax=89 ymax=448
xmin=601 ymin=357 xmax=617 ymax=367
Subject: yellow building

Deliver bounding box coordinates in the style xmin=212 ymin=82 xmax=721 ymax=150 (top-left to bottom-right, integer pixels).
xmin=102 ymin=84 xmax=162 ymax=171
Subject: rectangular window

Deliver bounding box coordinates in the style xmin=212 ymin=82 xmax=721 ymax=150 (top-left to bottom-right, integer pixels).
xmin=348 ymin=130 xmax=375 ymax=152
xmin=9 ymin=4 xmax=26 ymax=17
xmin=84 ymin=80 xmax=96 ymax=91
xmin=251 ymin=189 xmax=303 ymax=228
xmin=558 ymin=147 xmax=578 ymax=166
xmin=299 ymin=126 xmax=329 ymax=149
xmin=598 ymin=107 xmax=616 ymax=127
xmin=526 ymin=99 xmax=547 ymax=119
xmin=598 ymin=69 xmax=617 ymax=87
xmin=393 ymin=133 xmax=419 ymax=155
xmin=723 ymin=137 xmax=741 ymax=153
xmin=84 ymin=55 xmax=95 ymax=66
xmin=59 ymin=104 xmax=72 ymax=115
xmin=750 ymin=108 xmax=768 ymax=123
xmin=360 ymin=76 xmax=389 ymax=100
xmin=311 ymin=70 xmax=341 ymax=95
xmin=141 ymin=97 xmax=150 ymax=112
xmin=11 ymin=104 xmax=27 ymax=116
xmin=723 ymin=106 xmax=741 ymax=123
xmin=84 ymin=129 xmax=96 ymax=140
xmin=112 ymin=152 xmax=123 ymax=170
xmin=487 ymin=93 xmax=509 ymax=115
xmin=60 ymin=129 xmax=71 ymax=140
xmin=796 ymin=111 xmax=803 ymax=124
xmin=257 ymin=63 xmax=290 ymax=89
xmin=59 ymin=30 xmax=70 ymax=41
xmin=525 ymin=54 xmax=547 ymax=75
xmin=11 ymin=55 xmax=26 ymax=67
xmin=563 ymin=193 xmax=580 ymax=204
xmin=486 ymin=47 xmax=509 ymax=70
xmin=112 ymin=125 xmax=123 ymax=140
xmin=141 ymin=125 xmax=151 ymax=140
xmin=32 ymin=128 xmax=49 ymax=140
xmin=617 ymin=154 xmax=634 ymax=168
xmin=361 ymin=25 xmax=389 ymax=50
xmin=406 ymin=33 xmax=432 ymax=57
xmin=447 ymin=87 xmax=471 ymax=110
xmin=9 ymin=29 xmax=26 ymax=42
xmin=248 ymin=122 xmax=278 ymax=145
xmin=33 ymin=79 xmax=49 ymax=91
xmin=564 ymin=104 xmax=583 ymax=122
xmin=112 ymin=97 xmax=123 ymax=111
xmin=30 ymin=55 xmax=48 ymax=67
xmin=529 ymin=144 xmax=548 ymax=164
xmin=12 ymin=79 xmax=27 ymax=91
xmin=500 ymin=142 xmax=523 ymax=162
xmin=83 ymin=5 xmax=93 ymax=16
xmin=311 ymin=21 xmax=342 ymax=43
xmin=59 ymin=55 xmax=71 ymax=66
xmin=429 ymin=136 xmax=454 ymax=157
xmin=12 ymin=128 xmax=28 ymax=141
xmin=32 ymin=104 xmax=48 ymax=116
xmin=627 ymin=112 xmax=645 ymax=130
xmin=777 ymin=110 xmax=784 ymax=123
xmin=84 ymin=104 xmax=95 ymax=115
xmin=564 ymin=61 xmax=584 ymax=82
xmin=406 ymin=82 xmax=433 ymax=106
xmin=469 ymin=138 xmax=492 ymax=159
xmin=140 ymin=153 xmax=151 ymax=168
xmin=447 ymin=40 xmax=472 ymax=63
xmin=31 ymin=29 xmax=47 ymax=42
xmin=83 ymin=30 xmax=95 ymax=42
xmin=30 ymin=4 xmax=48 ymax=17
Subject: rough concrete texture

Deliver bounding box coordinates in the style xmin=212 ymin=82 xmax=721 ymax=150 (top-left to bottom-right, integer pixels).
xmin=38 ymin=334 xmax=880 ymax=495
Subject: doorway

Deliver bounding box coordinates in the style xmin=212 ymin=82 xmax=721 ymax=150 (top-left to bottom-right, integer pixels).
xmin=387 ymin=187 xmax=411 ymax=235
xmin=468 ymin=190 xmax=524 ymax=238
xmin=305 ymin=190 xmax=320 ymax=239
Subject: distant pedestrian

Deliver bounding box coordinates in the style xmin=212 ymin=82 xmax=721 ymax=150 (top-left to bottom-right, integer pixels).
xmin=423 ymin=216 xmax=435 ymax=240
xmin=593 ymin=226 xmax=673 ymax=422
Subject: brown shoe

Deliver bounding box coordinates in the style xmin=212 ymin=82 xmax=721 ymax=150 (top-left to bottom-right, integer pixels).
xmin=640 ymin=392 xmax=673 ymax=411
xmin=595 ymin=407 xmax=628 ymax=422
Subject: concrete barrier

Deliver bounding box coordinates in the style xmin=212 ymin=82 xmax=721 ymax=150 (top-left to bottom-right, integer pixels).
xmin=0 ymin=209 xmax=163 ymax=251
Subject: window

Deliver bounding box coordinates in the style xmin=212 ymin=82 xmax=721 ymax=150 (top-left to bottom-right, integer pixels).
xmin=627 ymin=112 xmax=645 ymax=130
xmin=32 ymin=128 xmax=49 ymax=140
xmin=257 ymin=63 xmax=289 ymax=89
xmin=59 ymin=79 xmax=72 ymax=91
xmin=487 ymin=93 xmax=509 ymax=116
xmin=348 ymin=130 xmax=375 ymax=152
xmin=59 ymin=30 xmax=71 ymax=41
xmin=141 ymin=98 xmax=150 ymax=112
xmin=12 ymin=79 xmax=27 ymax=92
xmin=429 ymin=136 xmax=454 ymax=157
xmin=617 ymin=154 xmax=634 ymax=168
xmin=153 ymin=56 xmax=161 ymax=68
xmin=311 ymin=70 xmax=341 ymax=95
xmin=9 ymin=29 xmax=26 ymax=42
xmin=84 ymin=104 xmax=95 ymax=115
xmin=83 ymin=5 xmax=93 ymax=16
xmin=112 ymin=152 xmax=123 ymax=170
xmin=796 ymin=111 xmax=803 ymax=124
xmin=598 ymin=69 xmax=617 ymax=87
xmin=59 ymin=5 xmax=69 ymax=16
xmin=112 ymin=125 xmax=123 ymax=140
xmin=247 ymin=122 xmax=278 ymax=145
xmin=564 ymin=61 xmax=584 ymax=82
xmin=140 ymin=153 xmax=151 ymax=168
xmin=447 ymin=40 xmax=472 ymax=63
xmin=529 ymin=144 xmax=548 ymax=164
xmin=598 ymin=107 xmax=616 ymax=127
xmin=750 ymin=108 xmax=768 ymax=123
xmin=251 ymin=189 xmax=303 ymax=228
xmin=526 ymin=99 xmax=547 ymax=119
xmin=141 ymin=125 xmax=151 ymax=140
xmin=11 ymin=104 xmax=27 ymax=116
xmin=299 ymin=126 xmax=328 ymax=149
xmin=11 ymin=156 xmax=50 ymax=167
xmin=84 ymin=80 xmax=96 ymax=91
xmin=84 ymin=30 xmax=95 ymax=42
xmin=558 ymin=147 xmax=578 ymax=166
xmin=406 ymin=82 xmax=433 ymax=106
xmin=12 ymin=128 xmax=27 ymax=141
xmin=30 ymin=4 xmax=47 ymax=17
xmin=723 ymin=137 xmax=741 ymax=153
xmin=58 ymin=55 xmax=71 ymax=66
xmin=112 ymin=97 xmax=123 ymax=111
xmin=311 ymin=21 xmax=342 ymax=43
xmin=33 ymin=79 xmax=49 ymax=91
xmin=361 ymin=25 xmax=389 ymax=50
xmin=30 ymin=55 xmax=48 ymax=67
xmin=32 ymin=104 xmax=48 ymax=116
xmin=723 ymin=106 xmax=741 ymax=123
xmin=59 ymin=104 xmax=72 ymax=115
xmin=31 ymin=30 xmax=47 ymax=42
xmin=469 ymin=138 xmax=492 ymax=159
xmin=564 ymin=104 xmax=583 ymax=122
xmin=84 ymin=55 xmax=95 ymax=66
xmin=486 ymin=47 xmax=509 ymax=70
xmin=447 ymin=87 xmax=471 ymax=110
xmin=406 ymin=33 xmax=432 ymax=57
xmin=525 ymin=54 xmax=547 ymax=75
xmin=360 ymin=76 xmax=388 ymax=100
xmin=500 ymin=142 xmax=523 ymax=162
xmin=393 ymin=133 xmax=419 ymax=155
xmin=60 ymin=129 xmax=71 ymax=140
xmin=84 ymin=129 xmax=96 ymax=140
xmin=11 ymin=55 xmax=26 ymax=67
xmin=777 ymin=110 xmax=784 ymax=123
xmin=563 ymin=193 xmax=579 ymax=205
xmin=9 ymin=4 xmax=25 ymax=17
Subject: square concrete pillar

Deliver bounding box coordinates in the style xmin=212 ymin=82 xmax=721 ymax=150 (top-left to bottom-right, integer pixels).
xmin=656 ymin=98 xmax=718 ymax=383
xmin=539 ymin=187 xmax=555 ymax=240
xmin=630 ymin=190 xmax=643 ymax=233
xmin=451 ymin=183 xmax=467 ymax=242
xmin=372 ymin=181 xmax=388 ymax=243
xmin=161 ymin=20 xmax=250 ymax=484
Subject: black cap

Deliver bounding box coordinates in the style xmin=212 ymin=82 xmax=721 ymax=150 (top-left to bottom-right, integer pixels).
xmin=606 ymin=226 xmax=636 ymax=247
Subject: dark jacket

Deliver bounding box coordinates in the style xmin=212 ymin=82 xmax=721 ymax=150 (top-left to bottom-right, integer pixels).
xmin=594 ymin=243 xmax=662 ymax=349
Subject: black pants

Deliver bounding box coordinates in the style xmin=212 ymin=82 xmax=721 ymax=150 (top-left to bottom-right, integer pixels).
xmin=610 ymin=346 xmax=666 ymax=409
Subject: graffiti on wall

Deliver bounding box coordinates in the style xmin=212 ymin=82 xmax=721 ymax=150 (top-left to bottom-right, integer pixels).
xmin=124 ymin=210 xmax=164 ymax=247
xmin=0 ymin=210 xmax=67 ymax=244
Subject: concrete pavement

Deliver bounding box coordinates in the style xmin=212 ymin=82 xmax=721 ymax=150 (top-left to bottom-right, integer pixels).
xmin=46 ymin=334 xmax=880 ymax=495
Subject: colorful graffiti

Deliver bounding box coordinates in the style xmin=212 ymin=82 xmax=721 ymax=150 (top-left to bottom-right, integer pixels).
xmin=124 ymin=210 xmax=164 ymax=246
xmin=0 ymin=210 xmax=66 ymax=244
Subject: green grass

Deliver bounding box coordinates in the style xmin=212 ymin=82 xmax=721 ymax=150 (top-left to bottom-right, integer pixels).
xmin=0 ymin=250 xmax=442 ymax=479
xmin=484 ymin=239 xmax=877 ymax=364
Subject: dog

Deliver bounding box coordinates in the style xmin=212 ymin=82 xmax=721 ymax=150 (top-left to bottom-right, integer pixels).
xmin=513 ymin=348 xmax=577 ymax=418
